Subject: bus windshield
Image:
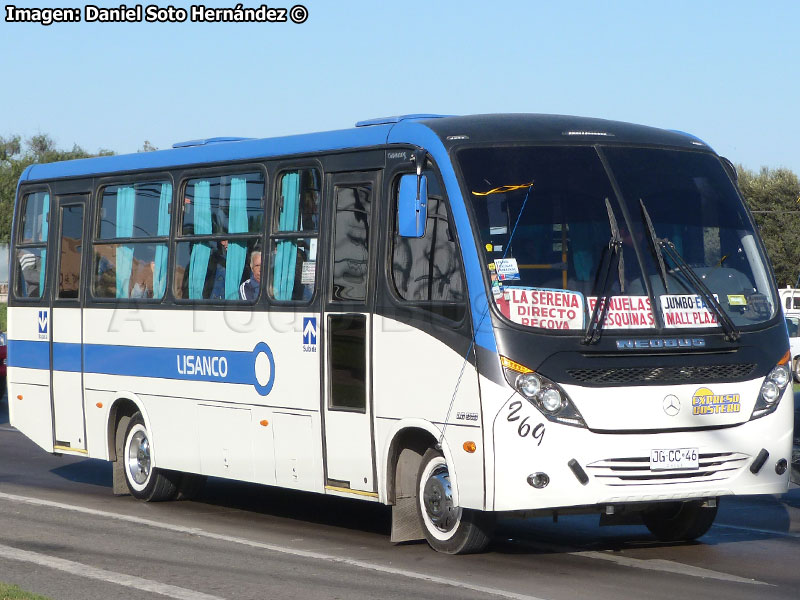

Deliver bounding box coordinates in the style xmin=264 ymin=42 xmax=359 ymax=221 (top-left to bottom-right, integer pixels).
xmin=459 ymin=145 xmax=776 ymax=332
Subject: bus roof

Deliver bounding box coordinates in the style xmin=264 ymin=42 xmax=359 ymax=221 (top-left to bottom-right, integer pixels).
xmin=19 ymin=113 xmax=712 ymax=183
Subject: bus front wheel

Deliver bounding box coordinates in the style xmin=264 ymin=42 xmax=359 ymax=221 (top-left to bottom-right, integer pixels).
xmin=122 ymin=412 xmax=179 ymax=501
xmin=641 ymin=499 xmax=718 ymax=542
xmin=416 ymin=448 xmax=492 ymax=554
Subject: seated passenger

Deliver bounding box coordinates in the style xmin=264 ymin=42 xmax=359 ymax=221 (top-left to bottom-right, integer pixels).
xmin=239 ymin=250 xmax=261 ymax=301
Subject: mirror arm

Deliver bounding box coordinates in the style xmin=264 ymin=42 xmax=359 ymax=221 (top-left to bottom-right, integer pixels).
xmin=412 ymin=149 xmax=427 ymax=233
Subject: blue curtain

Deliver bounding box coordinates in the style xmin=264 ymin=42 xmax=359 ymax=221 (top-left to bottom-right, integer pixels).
xmin=226 ymin=177 xmax=248 ymax=299
xmin=189 ymin=181 xmax=212 ymax=299
xmin=40 ymin=194 xmax=49 ymax=292
xmin=153 ymin=183 xmax=172 ymax=298
xmin=273 ymin=173 xmax=300 ymax=300
xmin=115 ymin=187 xmax=135 ymax=298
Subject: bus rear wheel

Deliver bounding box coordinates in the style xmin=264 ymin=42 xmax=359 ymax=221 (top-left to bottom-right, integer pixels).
xmin=641 ymin=499 xmax=718 ymax=542
xmin=416 ymin=448 xmax=492 ymax=554
xmin=122 ymin=412 xmax=179 ymax=501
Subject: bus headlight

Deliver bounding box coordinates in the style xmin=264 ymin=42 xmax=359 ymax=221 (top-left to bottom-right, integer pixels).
xmin=516 ymin=373 xmax=541 ymax=398
xmin=501 ymin=356 xmax=586 ymax=428
xmin=751 ymin=353 xmax=791 ymax=420
xmin=540 ymin=388 xmax=564 ymax=413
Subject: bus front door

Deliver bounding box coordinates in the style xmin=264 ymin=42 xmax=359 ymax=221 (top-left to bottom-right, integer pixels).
xmin=322 ymin=172 xmax=379 ymax=495
xmin=50 ymin=195 xmax=88 ymax=453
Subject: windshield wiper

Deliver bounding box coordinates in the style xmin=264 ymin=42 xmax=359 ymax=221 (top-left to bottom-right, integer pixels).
xmin=583 ymin=199 xmax=624 ymax=345
xmin=640 ymin=200 xmax=670 ymax=294
xmin=658 ymin=239 xmax=741 ymax=342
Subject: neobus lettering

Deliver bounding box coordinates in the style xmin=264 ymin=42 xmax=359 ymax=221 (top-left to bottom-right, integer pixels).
xmin=177 ymin=355 xmax=228 ymax=378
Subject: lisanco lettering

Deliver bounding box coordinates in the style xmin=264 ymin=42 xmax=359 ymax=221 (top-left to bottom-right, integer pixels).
xmin=177 ymin=354 xmax=229 ymax=378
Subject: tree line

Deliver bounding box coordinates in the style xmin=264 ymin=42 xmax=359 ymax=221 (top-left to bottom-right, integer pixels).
xmin=1 ymin=134 xmax=799 ymax=288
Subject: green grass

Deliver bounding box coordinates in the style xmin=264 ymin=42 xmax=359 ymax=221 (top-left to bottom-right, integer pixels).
xmin=0 ymin=584 xmax=51 ymax=600
xmin=0 ymin=303 xmax=5 ymax=332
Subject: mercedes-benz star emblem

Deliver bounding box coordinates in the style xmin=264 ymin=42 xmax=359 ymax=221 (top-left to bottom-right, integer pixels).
xmin=663 ymin=395 xmax=681 ymax=416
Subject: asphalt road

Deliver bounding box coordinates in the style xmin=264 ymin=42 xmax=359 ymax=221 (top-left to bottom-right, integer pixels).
xmin=1 ymin=395 xmax=799 ymax=600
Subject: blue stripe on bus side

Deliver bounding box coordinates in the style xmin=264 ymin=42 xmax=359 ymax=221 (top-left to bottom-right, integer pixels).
xmin=7 ymin=340 xmax=276 ymax=395
xmin=53 ymin=342 xmax=82 ymax=372
xmin=83 ymin=344 xmax=253 ymax=385
xmin=388 ymin=121 xmax=497 ymax=354
xmin=7 ymin=340 xmax=51 ymax=370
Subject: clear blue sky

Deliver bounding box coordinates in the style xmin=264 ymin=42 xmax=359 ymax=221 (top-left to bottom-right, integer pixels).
xmin=2 ymin=0 xmax=799 ymax=174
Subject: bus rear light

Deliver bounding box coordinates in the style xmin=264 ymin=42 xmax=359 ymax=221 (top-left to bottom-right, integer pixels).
xmin=463 ymin=441 xmax=476 ymax=453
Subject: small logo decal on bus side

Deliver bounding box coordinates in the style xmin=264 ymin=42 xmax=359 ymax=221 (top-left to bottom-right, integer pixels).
xmin=303 ymin=317 xmax=317 ymax=352
xmin=38 ymin=310 xmax=49 ymax=338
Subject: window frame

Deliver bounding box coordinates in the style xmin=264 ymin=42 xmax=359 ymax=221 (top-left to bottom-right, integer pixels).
xmin=385 ymin=163 xmax=468 ymax=324
xmin=267 ymin=165 xmax=323 ymax=305
xmin=172 ymin=166 xmax=267 ymax=305
xmin=90 ymin=174 xmax=175 ymax=304
xmin=12 ymin=187 xmax=53 ymax=302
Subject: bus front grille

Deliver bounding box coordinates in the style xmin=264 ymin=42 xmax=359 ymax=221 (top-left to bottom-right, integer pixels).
xmin=567 ymin=364 xmax=756 ymax=386
xmin=585 ymin=452 xmax=749 ymax=486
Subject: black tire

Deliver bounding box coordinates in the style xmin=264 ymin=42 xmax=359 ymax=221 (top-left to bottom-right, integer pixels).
xmin=642 ymin=499 xmax=719 ymax=542
xmin=416 ymin=448 xmax=493 ymax=554
xmin=122 ymin=412 xmax=179 ymax=501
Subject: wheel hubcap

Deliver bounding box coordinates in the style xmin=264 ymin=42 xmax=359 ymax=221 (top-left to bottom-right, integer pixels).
xmin=423 ymin=465 xmax=457 ymax=532
xmin=127 ymin=430 xmax=151 ymax=485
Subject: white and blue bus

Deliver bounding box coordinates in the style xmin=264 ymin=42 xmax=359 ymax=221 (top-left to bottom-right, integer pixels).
xmin=8 ymin=114 xmax=794 ymax=553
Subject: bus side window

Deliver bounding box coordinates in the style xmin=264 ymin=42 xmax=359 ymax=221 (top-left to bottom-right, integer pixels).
xmin=268 ymin=168 xmax=320 ymax=302
xmin=14 ymin=191 xmax=50 ymax=300
xmin=173 ymin=172 xmax=265 ymax=302
xmin=92 ymin=181 xmax=172 ymax=300
xmin=390 ymin=169 xmax=466 ymax=321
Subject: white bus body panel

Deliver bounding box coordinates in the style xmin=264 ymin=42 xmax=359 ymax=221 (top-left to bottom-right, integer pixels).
xmin=80 ymin=307 xmax=323 ymax=491
xmin=52 ymin=307 xmax=85 ymax=450
xmin=488 ymin=377 xmax=793 ymax=512
xmin=8 ymin=306 xmax=53 ymax=452
xmin=372 ymin=315 xmax=484 ymax=509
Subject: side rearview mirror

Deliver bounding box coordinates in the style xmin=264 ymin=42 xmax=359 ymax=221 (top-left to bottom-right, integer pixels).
xmin=398 ymin=173 xmax=428 ymax=238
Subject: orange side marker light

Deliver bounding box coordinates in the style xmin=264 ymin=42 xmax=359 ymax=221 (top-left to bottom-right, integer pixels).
xmin=463 ymin=441 xmax=477 ymax=453
xmin=260 ymin=419 xmax=269 ymax=427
